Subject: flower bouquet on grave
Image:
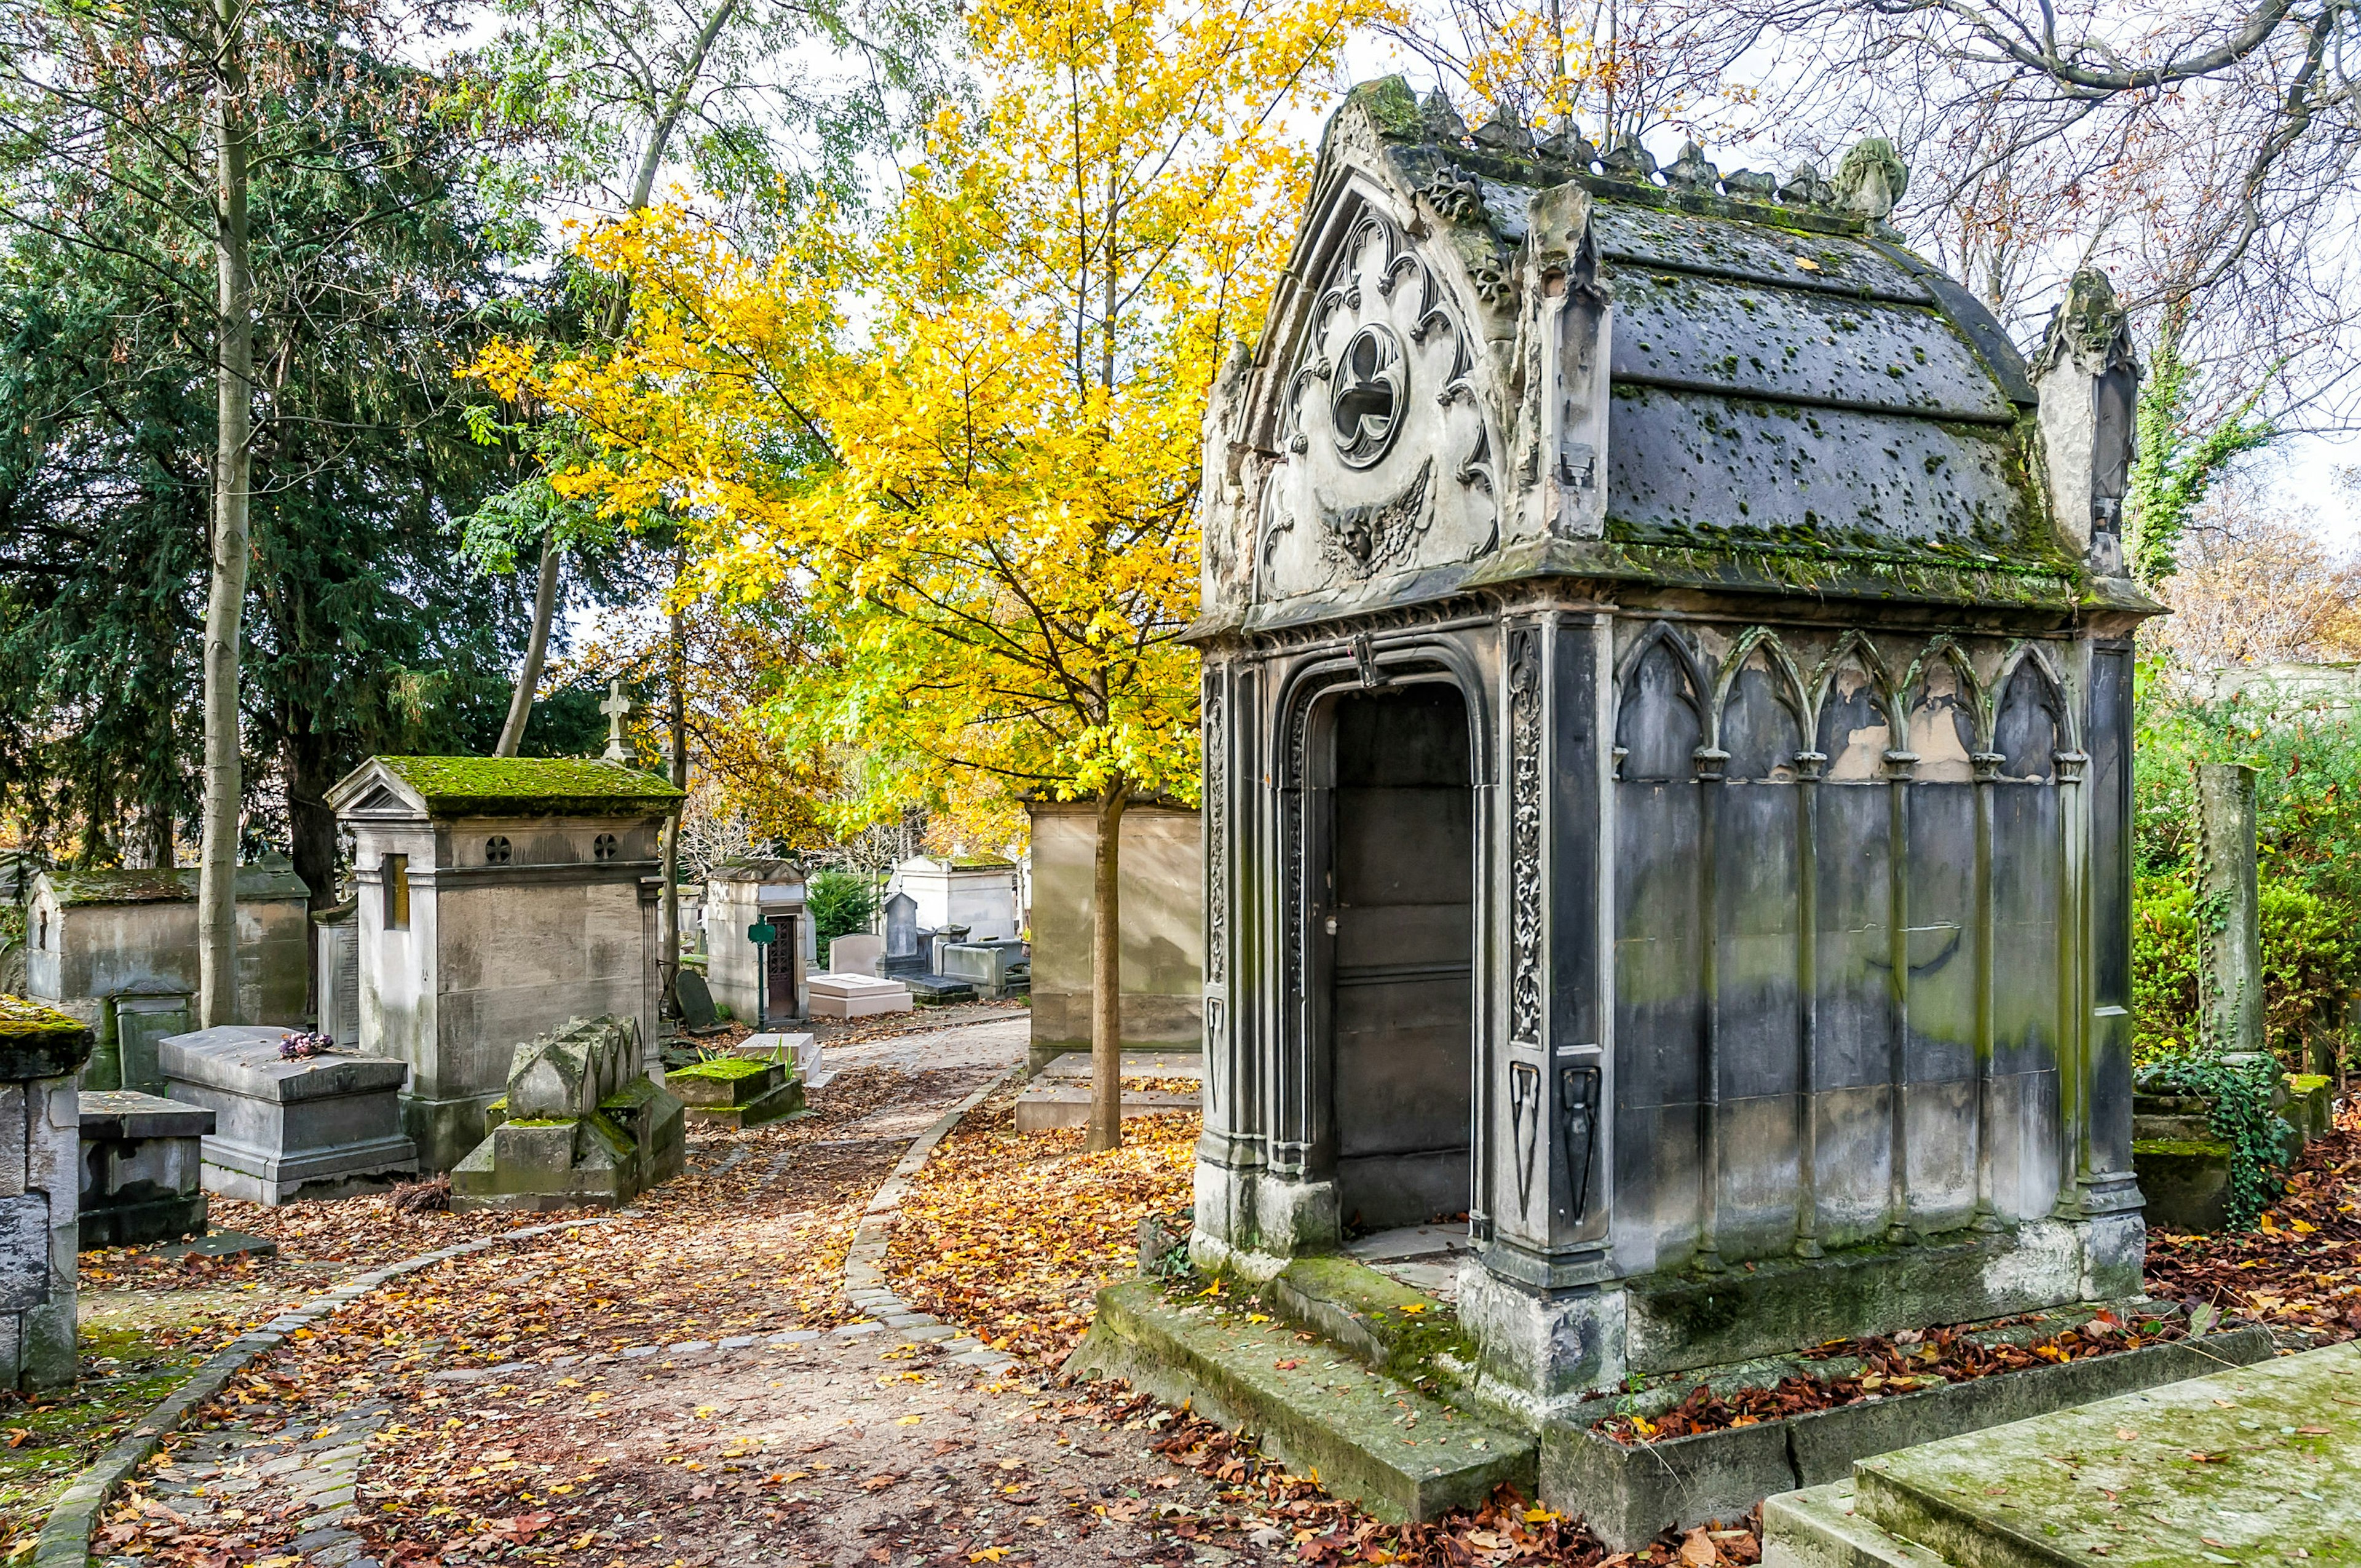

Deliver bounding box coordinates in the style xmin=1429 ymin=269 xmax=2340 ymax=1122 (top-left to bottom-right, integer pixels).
xmin=277 ymin=1030 xmax=338 ymax=1060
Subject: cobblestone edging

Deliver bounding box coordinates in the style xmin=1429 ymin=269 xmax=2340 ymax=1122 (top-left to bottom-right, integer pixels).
xmin=841 ymin=1062 xmax=1030 ymax=1377
xmin=34 ymin=1217 xmax=622 ymax=1568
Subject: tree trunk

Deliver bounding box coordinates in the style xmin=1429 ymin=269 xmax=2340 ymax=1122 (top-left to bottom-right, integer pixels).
xmin=198 ymin=0 xmax=253 ymax=1029
xmin=660 ymin=572 xmax=687 ymax=1012
xmin=496 ymin=540 xmax=561 ymax=756
xmin=1088 ymin=783 xmax=1127 ymax=1153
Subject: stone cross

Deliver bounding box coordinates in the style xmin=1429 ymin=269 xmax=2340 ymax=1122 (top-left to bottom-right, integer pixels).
xmin=600 ymin=680 xmax=631 ymax=763
xmin=2197 ymin=762 xmax=2263 ymax=1055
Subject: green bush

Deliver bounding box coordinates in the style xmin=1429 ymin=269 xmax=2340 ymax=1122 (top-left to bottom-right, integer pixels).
xmin=808 ymin=869 xmax=877 ymax=946
xmin=2131 ymin=872 xmax=2355 ymax=1061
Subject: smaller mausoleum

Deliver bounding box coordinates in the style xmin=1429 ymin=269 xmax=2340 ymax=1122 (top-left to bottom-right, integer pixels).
xmin=703 ymin=859 xmax=809 ymax=1026
xmin=890 ymin=854 xmax=1022 ymax=940
xmin=24 ymin=861 xmax=311 ymax=1091
xmin=326 ymin=756 xmax=685 ymax=1171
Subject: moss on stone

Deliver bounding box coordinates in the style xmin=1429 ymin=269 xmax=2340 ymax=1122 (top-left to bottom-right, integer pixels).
xmin=0 ymin=996 xmax=85 ymax=1038
xmin=2132 ymin=1137 xmax=2232 ymax=1158
xmin=1346 ymin=75 xmax=1422 ymax=138
xmin=668 ymin=1056 xmax=777 ymax=1082
xmin=376 ymin=754 xmax=685 ymax=818
xmin=501 ymin=1116 xmax=578 ymax=1128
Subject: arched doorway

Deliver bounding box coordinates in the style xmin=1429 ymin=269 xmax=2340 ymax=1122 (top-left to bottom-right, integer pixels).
xmin=1323 ymin=681 xmax=1476 ymax=1232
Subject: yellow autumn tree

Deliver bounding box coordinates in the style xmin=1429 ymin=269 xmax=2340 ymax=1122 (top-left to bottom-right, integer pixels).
xmin=472 ymin=0 xmax=1386 ymax=1149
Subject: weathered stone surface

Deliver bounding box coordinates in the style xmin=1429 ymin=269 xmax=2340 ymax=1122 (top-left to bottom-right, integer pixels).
xmin=2129 ymin=1139 xmax=2231 ymax=1233
xmin=160 ymin=1026 xmax=418 ymax=1205
xmin=1544 ymin=1323 xmax=2271 ymax=1551
xmin=77 ymin=1088 xmax=213 ymax=1249
xmin=1069 ymin=1278 xmax=1532 ymax=1522
xmin=450 ymin=1016 xmax=682 ymax=1212
xmin=0 ymin=997 xmax=90 ymax=1392
xmin=1766 ymin=1340 xmax=2361 ymax=1567
xmin=668 ymin=1057 xmax=804 ymax=1128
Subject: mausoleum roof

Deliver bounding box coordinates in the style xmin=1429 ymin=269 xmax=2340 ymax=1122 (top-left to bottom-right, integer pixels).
xmin=1192 ymin=77 xmax=2155 ymax=636
xmin=333 ymin=756 xmax=686 ymax=820
xmin=707 ymin=858 xmax=807 ymax=882
xmin=39 ymin=864 xmax=312 ymax=906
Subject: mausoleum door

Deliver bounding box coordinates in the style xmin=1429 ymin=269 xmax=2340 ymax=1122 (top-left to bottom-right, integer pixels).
xmin=1323 ymin=683 xmax=1476 ymax=1232
xmin=760 ymin=909 xmax=799 ymax=1015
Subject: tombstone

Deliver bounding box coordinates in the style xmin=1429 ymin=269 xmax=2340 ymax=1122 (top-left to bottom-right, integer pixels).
xmin=672 ymin=968 xmax=727 ymax=1035
xmin=110 ymin=993 xmax=192 ymax=1096
xmin=314 ymin=902 xmax=360 ymax=1047
xmin=701 ymin=860 xmax=808 ymax=1026
xmin=2197 ymin=762 xmax=2264 ymax=1053
xmin=25 ymin=861 xmax=310 ymax=1087
xmin=326 ymin=755 xmax=684 ymax=1171
xmin=77 ymin=1090 xmax=213 ymax=1249
xmin=938 ymin=940 xmax=1030 ymax=999
xmin=160 ymin=1026 xmax=419 ymax=1205
xmin=1165 ymin=79 xmax=2164 ymax=1467
xmin=890 ymin=855 xmax=1021 ymax=940
xmin=828 ymin=933 xmax=883 ymax=976
xmin=0 ymin=999 xmax=93 ymax=1392
xmin=450 ymin=1015 xmax=684 ymax=1211
xmin=877 ymin=892 xmax=925 ymax=978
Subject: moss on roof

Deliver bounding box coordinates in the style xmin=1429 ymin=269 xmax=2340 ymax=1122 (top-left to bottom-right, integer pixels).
xmin=43 ymin=866 xmax=312 ymax=906
xmin=378 ymin=756 xmax=686 ymax=818
xmin=0 ymin=996 xmax=87 ymax=1039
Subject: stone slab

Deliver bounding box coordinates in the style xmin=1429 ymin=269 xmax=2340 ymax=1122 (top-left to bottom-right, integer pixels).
xmin=78 ymin=1090 xmax=214 ymax=1142
xmin=1547 ymin=1324 xmax=2274 ymax=1551
xmin=1766 ymin=1339 xmax=2361 ymax=1568
xmin=1011 ymin=1084 xmax=1199 ymax=1131
xmin=1068 ymin=1277 xmax=1532 ymax=1522
xmin=1035 ymin=1051 xmax=1204 ymax=1081
xmin=131 ymin=1228 xmax=280 ymax=1261
xmin=807 ymin=973 xmax=914 ymax=1018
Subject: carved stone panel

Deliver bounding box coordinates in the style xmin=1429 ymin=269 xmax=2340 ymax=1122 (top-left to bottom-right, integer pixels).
xmin=1257 ymin=199 xmax=1500 ymax=606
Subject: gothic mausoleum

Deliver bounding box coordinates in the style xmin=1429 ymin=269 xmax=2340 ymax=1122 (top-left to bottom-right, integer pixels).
xmin=1180 ymin=79 xmax=2159 ymax=1427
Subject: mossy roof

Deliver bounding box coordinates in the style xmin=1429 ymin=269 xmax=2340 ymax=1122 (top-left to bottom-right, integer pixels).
xmin=376 ymin=756 xmax=685 ymax=818
xmin=41 ymin=865 xmax=312 ymax=906
xmin=0 ymin=995 xmax=88 ymax=1039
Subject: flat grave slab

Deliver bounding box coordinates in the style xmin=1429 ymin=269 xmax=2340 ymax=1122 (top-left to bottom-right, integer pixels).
xmin=807 ymin=972 xmax=914 ymax=1020
xmin=1765 ymin=1339 xmax=2361 ymax=1567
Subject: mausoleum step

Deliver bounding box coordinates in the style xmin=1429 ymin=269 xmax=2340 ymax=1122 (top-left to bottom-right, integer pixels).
xmin=1069 ymin=1278 xmax=1532 ymax=1522
xmin=1010 ymin=1084 xmax=1199 ymax=1132
xmin=1033 ymin=1050 xmax=1203 ymax=1081
xmin=1762 ymin=1479 xmax=1948 ymax=1568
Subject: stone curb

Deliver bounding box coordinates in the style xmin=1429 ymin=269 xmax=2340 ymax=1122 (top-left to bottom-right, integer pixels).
xmin=840 ymin=1061 xmax=1030 ymax=1378
xmin=32 ymin=1216 xmax=619 ymax=1568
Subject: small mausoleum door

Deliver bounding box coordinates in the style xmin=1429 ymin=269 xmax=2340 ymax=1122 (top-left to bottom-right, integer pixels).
xmin=1323 ymin=681 xmax=1476 ymax=1232
xmin=761 ymin=908 xmax=799 ymax=1017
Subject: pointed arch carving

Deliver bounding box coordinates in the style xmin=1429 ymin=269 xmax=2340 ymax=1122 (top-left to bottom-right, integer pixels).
xmin=1991 ymin=643 xmax=2074 ymax=783
xmin=1810 ymin=632 xmax=1901 ymax=783
xmin=1902 ymin=636 xmax=1987 ymax=782
xmin=1712 ymin=629 xmax=1810 ymax=781
xmin=1615 ymin=622 xmax=1709 ymax=782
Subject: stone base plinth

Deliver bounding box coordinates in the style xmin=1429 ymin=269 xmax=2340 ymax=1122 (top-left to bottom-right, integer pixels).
xmin=669 ymin=1058 xmax=805 ymax=1128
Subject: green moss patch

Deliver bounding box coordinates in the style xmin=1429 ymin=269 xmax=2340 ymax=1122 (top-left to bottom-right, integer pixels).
xmin=668 ymin=1056 xmax=777 ymax=1082
xmin=0 ymin=996 xmax=86 ymax=1038
xmin=2131 ymin=1138 xmax=2233 ymax=1158
xmin=377 ymin=755 xmax=684 ymax=817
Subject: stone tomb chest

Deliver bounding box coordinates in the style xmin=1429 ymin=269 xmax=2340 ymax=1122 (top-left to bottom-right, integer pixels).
xmin=161 ymin=1026 xmax=418 ymax=1204
xmin=1187 ymin=81 xmax=2158 ymax=1418
xmin=327 ymin=756 xmax=686 ymax=1171
xmin=77 ymin=1090 xmax=213 ymax=1248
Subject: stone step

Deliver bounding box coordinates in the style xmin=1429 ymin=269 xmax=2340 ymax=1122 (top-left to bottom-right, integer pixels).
xmin=1011 ymin=1084 xmax=1199 ymax=1131
xmin=1068 ymin=1277 xmax=1532 ymax=1522
xmin=1765 ymin=1340 xmax=2361 ymax=1568
xmin=1035 ymin=1050 xmax=1204 ymax=1081
xmin=1762 ymin=1480 xmax=1949 ymax=1568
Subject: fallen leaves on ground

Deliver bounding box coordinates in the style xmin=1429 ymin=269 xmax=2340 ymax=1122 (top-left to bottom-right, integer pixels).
xmin=2145 ymin=1112 xmax=2361 ymax=1344
xmin=1600 ymin=1310 xmax=2204 ymax=1443
xmin=885 ymin=1095 xmax=1196 ymax=1364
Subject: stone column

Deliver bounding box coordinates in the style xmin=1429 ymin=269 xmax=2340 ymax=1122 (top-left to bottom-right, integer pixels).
xmin=2197 ymin=762 xmax=2264 ymax=1056
xmin=1 ymin=1001 xmax=94 ymax=1393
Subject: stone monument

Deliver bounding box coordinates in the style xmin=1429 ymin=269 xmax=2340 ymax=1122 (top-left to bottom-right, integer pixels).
xmin=890 ymin=855 xmax=1022 ymax=940
xmin=1 ymin=998 xmax=93 ymax=1392
xmin=450 ymin=1016 xmax=686 ymax=1212
xmin=76 ymin=1090 xmax=213 ymax=1248
xmin=160 ymin=1026 xmax=419 ymax=1203
xmin=877 ymin=892 xmax=925 ymax=978
xmin=326 ymin=754 xmax=686 ymax=1170
xmin=1174 ymin=80 xmax=2161 ymax=1420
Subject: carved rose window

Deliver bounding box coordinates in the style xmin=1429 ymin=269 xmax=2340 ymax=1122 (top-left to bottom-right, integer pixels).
xmin=1331 ymin=324 xmax=1406 ymax=469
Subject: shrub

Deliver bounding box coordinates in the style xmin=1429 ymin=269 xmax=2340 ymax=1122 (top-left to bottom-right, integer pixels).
xmin=808 ymin=869 xmax=877 ymax=945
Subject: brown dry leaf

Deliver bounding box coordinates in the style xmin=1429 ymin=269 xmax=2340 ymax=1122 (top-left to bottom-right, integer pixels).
xmin=1679 ymin=1526 xmax=1722 ymax=1566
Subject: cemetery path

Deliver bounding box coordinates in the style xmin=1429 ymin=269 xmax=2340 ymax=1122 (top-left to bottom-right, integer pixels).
xmin=80 ymin=1018 xmax=1272 ymax=1568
